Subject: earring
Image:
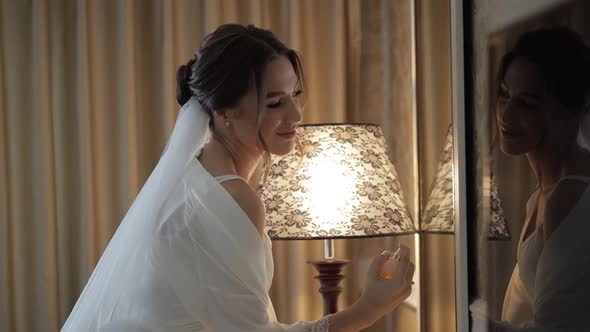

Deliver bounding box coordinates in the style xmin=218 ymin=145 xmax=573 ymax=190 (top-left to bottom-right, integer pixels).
xmin=225 ymin=120 xmax=231 ymax=127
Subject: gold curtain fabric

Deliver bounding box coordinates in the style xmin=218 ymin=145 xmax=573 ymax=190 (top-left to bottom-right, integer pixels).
xmin=415 ymin=0 xmax=456 ymax=331
xmin=0 ymin=1 xmax=421 ymax=331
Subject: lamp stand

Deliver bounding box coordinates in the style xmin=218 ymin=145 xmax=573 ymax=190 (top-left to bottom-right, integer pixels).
xmin=308 ymin=239 xmax=350 ymax=316
xmin=308 ymin=259 xmax=350 ymax=315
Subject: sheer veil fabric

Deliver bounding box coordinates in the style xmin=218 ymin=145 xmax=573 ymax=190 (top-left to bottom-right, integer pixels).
xmin=61 ymin=98 xmax=329 ymax=331
xmin=61 ymin=97 xmax=211 ymax=330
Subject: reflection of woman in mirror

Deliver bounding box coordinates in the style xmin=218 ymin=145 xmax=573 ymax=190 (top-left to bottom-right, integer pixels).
xmin=493 ymin=27 xmax=590 ymax=331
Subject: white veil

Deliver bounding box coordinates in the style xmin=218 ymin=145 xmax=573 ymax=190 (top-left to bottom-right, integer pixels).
xmin=61 ymin=96 xmax=211 ymax=330
xmin=576 ymin=112 xmax=590 ymax=151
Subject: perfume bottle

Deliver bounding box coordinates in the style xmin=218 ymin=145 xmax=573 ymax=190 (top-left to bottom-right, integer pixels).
xmin=378 ymin=248 xmax=401 ymax=279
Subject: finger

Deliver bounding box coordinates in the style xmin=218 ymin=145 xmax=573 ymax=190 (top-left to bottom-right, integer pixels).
xmin=405 ymin=262 xmax=415 ymax=284
xmin=391 ymin=245 xmax=411 ymax=278
xmin=396 ymin=256 xmax=411 ymax=281
xmin=389 ymin=245 xmax=409 ymax=269
xmin=396 ymin=244 xmax=410 ymax=260
xmin=369 ymin=250 xmax=393 ymax=276
xmin=401 ymin=284 xmax=413 ymax=299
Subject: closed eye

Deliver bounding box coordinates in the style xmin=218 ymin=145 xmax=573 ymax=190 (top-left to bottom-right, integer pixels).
xmin=515 ymin=98 xmax=538 ymax=109
xmin=267 ymin=89 xmax=303 ymax=109
xmin=498 ymin=88 xmax=509 ymax=99
xmin=267 ymin=100 xmax=281 ymax=108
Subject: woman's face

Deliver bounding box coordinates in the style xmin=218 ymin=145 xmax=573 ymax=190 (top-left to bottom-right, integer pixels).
xmin=227 ymin=55 xmax=302 ymax=156
xmin=496 ymin=58 xmax=551 ymax=155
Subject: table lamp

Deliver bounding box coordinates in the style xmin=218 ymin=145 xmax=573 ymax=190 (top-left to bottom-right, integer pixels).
xmin=258 ymin=124 xmax=415 ymax=315
xmin=421 ymin=125 xmax=510 ymax=240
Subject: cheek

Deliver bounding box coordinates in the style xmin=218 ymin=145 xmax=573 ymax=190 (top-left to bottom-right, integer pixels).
xmin=258 ymin=115 xmax=280 ymax=138
xmin=235 ymin=107 xmax=262 ymax=142
xmin=519 ymin=114 xmax=546 ymax=144
xmin=495 ymin=99 xmax=513 ymax=125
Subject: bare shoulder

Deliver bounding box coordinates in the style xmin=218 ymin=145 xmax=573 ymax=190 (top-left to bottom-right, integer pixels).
xmin=219 ymin=179 xmax=266 ymax=237
xmin=544 ymin=178 xmax=590 ymax=240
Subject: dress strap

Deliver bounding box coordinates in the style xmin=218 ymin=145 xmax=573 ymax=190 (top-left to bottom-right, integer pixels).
xmin=556 ymin=175 xmax=590 ymax=185
xmin=215 ymin=174 xmax=246 ymax=184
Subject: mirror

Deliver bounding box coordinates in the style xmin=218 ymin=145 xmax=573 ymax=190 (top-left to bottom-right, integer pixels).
xmin=466 ymin=0 xmax=590 ymax=330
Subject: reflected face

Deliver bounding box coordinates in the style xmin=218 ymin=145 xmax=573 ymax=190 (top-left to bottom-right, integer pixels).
xmin=229 ymin=55 xmax=303 ymax=156
xmin=496 ymin=58 xmax=549 ymax=155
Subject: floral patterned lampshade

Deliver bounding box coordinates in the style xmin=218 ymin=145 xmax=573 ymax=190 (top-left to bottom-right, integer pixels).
xmin=421 ymin=125 xmax=510 ymax=240
xmin=489 ymin=168 xmax=510 ymax=240
xmin=422 ymin=126 xmax=455 ymax=233
xmin=258 ymin=124 xmax=415 ymax=240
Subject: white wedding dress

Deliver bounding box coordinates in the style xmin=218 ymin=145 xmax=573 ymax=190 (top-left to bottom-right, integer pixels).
xmin=498 ymin=175 xmax=590 ymax=331
xmin=61 ymin=158 xmax=329 ymax=331
xmin=60 ymin=98 xmax=329 ymax=331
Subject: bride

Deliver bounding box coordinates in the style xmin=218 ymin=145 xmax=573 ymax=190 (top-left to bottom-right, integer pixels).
xmin=60 ymin=24 xmax=415 ymax=332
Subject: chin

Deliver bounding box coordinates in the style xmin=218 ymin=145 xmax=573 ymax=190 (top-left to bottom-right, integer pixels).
xmin=268 ymin=142 xmax=296 ymax=156
xmin=499 ymin=141 xmax=530 ymax=156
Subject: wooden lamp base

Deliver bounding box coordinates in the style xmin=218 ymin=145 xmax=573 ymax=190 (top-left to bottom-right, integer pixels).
xmin=308 ymin=259 xmax=351 ymax=316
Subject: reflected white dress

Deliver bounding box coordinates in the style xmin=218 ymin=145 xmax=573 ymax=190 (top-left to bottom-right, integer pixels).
xmin=498 ymin=175 xmax=590 ymax=331
xmin=61 ymin=158 xmax=329 ymax=331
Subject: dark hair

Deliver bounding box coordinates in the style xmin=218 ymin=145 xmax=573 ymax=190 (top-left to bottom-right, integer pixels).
xmin=497 ymin=27 xmax=590 ymax=115
xmin=176 ymin=24 xmax=304 ymax=124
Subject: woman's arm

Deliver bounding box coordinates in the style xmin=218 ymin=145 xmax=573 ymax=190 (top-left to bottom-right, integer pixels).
xmin=325 ymin=301 xmax=381 ymax=332
xmin=192 ymin=250 xmax=413 ymax=332
xmin=214 ymin=181 xmax=414 ymax=331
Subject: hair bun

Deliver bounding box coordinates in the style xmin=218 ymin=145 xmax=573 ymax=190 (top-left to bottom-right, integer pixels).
xmin=176 ymin=59 xmax=195 ymax=106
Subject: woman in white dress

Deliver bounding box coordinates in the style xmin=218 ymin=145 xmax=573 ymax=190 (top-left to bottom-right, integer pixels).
xmin=491 ymin=27 xmax=590 ymax=331
xmin=60 ymin=24 xmax=415 ymax=332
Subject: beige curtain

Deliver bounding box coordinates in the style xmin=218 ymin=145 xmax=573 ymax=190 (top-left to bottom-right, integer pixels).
xmin=0 ymin=1 xmax=418 ymax=331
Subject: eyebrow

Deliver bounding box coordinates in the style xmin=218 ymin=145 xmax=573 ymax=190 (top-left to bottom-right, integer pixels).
xmin=500 ymin=82 xmax=542 ymax=99
xmin=266 ymin=91 xmax=286 ymax=98
xmin=519 ymin=92 xmax=542 ymax=99
xmin=265 ymin=80 xmax=302 ymax=99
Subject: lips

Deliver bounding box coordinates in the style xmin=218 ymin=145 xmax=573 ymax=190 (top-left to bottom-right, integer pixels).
xmin=277 ymin=130 xmax=296 ymax=139
xmin=500 ymin=128 xmax=521 ymax=138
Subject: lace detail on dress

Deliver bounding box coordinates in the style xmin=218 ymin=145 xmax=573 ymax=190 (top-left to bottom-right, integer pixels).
xmin=307 ymin=316 xmax=329 ymax=332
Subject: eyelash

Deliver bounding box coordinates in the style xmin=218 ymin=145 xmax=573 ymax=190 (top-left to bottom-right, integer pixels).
xmin=267 ymin=90 xmax=303 ymax=109
xmin=498 ymin=88 xmax=509 ymax=99
xmin=498 ymin=87 xmax=538 ymax=108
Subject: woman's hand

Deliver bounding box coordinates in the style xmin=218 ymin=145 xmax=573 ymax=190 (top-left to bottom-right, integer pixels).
xmin=356 ymin=245 xmax=415 ymax=318
xmin=326 ymin=245 xmax=414 ymax=332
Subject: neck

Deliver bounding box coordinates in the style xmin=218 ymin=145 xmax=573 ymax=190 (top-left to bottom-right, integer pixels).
xmin=527 ymin=140 xmax=579 ymax=192
xmin=199 ymin=135 xmax=262 ymax=182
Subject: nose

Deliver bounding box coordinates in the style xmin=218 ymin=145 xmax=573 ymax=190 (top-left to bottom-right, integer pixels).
xmin=496 ymin=98 xmax=517 ymax=127
xmin=287 ymin=97 xmax=302 ymax=125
